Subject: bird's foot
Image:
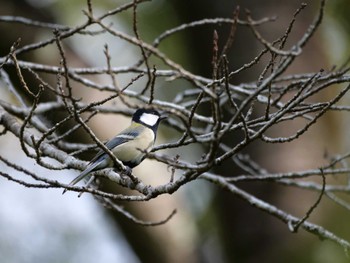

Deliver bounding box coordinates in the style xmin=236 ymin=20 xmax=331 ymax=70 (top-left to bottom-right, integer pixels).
xmin=124 ymin=167 xmax=140 ymax=185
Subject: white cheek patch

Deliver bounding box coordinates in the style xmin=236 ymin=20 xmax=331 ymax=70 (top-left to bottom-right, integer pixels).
xmin=140 ymin=113 xmax=159 ymax=126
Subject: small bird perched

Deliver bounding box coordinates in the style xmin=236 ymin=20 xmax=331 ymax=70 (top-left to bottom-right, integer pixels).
xmin=63 ymin=108 xmax=166 ymax=193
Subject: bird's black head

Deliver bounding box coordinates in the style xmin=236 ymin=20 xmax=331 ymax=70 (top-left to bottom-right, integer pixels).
xmin=132 ymin=108 xmax=164 ymax=130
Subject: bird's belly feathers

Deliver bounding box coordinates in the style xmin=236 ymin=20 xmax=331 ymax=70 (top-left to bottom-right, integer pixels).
xmin=111 ymin=129 xmax=154 ymax=167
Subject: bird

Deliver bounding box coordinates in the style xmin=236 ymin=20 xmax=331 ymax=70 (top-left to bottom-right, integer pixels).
xmin=63 ymin=108 xmax=166 ymax=193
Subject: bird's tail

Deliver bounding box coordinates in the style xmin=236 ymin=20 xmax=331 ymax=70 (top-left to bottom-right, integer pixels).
xmin=62 ymin=162 xmax=99 ymax=194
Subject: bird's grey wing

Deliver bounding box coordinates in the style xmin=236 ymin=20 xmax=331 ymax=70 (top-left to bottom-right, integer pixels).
xmin=89 ymin=128 xmax=141 ymax=164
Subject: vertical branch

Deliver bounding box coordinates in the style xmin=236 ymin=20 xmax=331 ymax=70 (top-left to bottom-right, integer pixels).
xmin=149 ymin=66 xmax=157 ymax=104
xmin=279 ymin=3 xmax=307 ymax=51
xmin=103 ymin=44 xmax=135 ymax=109
xmin=10 ymin=47 xmax=36 ymax=98
xmin=19 ymin=85 xmax=44 ymax=158
xmin=54 ymin=29 xmax=76 ymax=112
xmin=298 ymin=0 xmax=325 ymax=48
xmin=212 ymin=30 xmax=219 ymax=81
xmin=219 ymin=6 xmax=239 ymax=62
xmin=222 ymin=55 xmax=249 ymax=141
xmin=185 ymin=91 xmax=204 ymax=142
xmin=132 ymin=0 xmax=152 ymax=95
xmin=289 ymin=169 xmax=326 ymax=233
xmin=204 ymin=30 xmax=221 ymax=164
xmin=104 ymin=44 xmax=119 ymax=90
xmin=245 ymin=10 xmax=275 ymax=121
xmin=86 ymin=0 xmax=93 ymax=19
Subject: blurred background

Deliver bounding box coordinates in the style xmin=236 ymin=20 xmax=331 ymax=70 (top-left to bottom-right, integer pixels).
xmin=1 ymin=0 xmax=350 ymax=262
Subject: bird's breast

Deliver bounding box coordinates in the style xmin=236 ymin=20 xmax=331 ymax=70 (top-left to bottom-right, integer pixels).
xmin=111 ymin=128 xmax=155 ymax=167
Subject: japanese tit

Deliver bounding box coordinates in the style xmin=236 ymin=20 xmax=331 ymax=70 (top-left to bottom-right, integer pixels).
xmin=64 ymin=108 xmax=165 ymax=192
